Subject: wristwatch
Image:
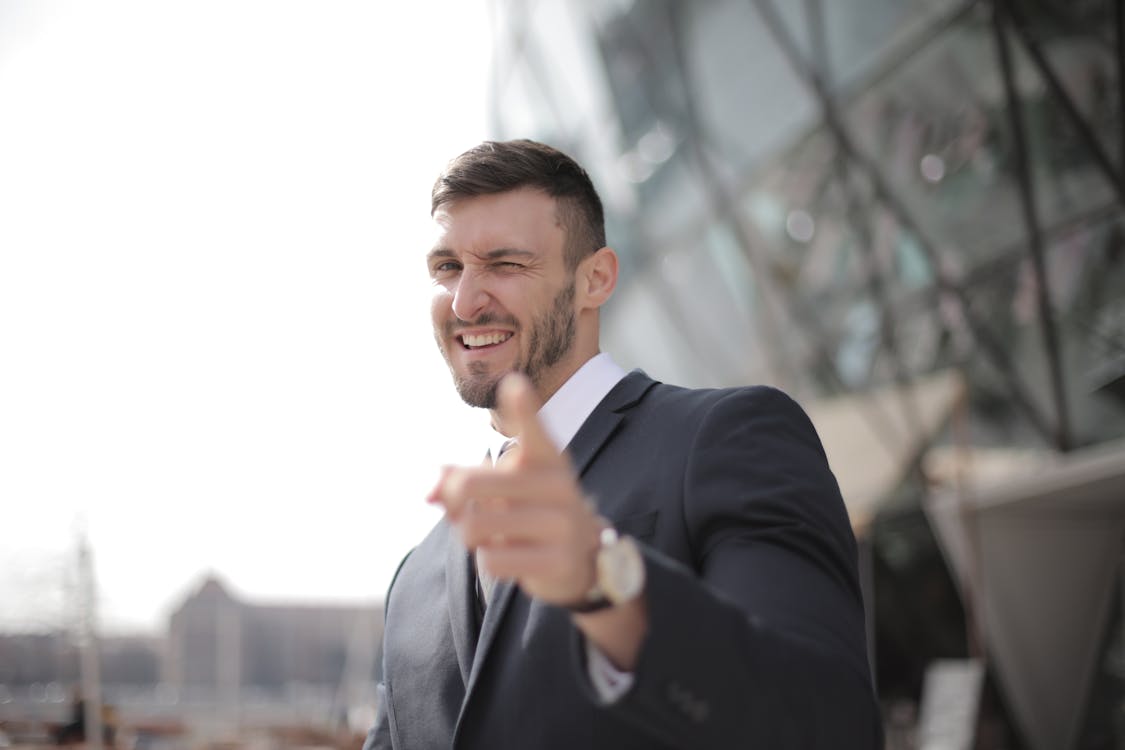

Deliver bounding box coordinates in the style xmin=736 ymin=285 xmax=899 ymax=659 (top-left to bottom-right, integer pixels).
xmin=565 ymin=526 xmax=646 ymax=613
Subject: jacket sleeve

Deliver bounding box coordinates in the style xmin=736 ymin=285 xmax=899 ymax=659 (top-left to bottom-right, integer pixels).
xmin=587 ymin=386 xmax=882 ymax=748
xmin=361 ymin=681 xmax=393 ymax=750
xmin=363 ymin=549 xmax=414 ymax=750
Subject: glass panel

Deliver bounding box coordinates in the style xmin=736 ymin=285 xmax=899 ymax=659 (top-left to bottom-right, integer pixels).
xmin=682 ymin=1 xmax=819 ymax=174
xmin=845 ymin=19 xmax=1025 ymax=264
xmin=842 ymin=12 xmax=1119 ymax=277
xmin=946 ymin=216 xmax=1125 ymax=448
xmin=657 ymin=241 xmax=760 ymax=384
xmin=1030 ymin=30 xmax=1122 ymax=180
xmin=1052 ymin=214 xmax=1125 ymax=443
xmin=592 ymin=0 xmax=685 ymax=144
xmin=603 ymin=265 xmax=723 ymax=388
xmin=632 ymin=149 xmax=711 ymax=241
xmin=823 ymin=0 xmax=965 ymax=90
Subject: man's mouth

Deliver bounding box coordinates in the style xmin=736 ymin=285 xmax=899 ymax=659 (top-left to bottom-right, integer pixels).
xmin=459 ymin=332 xmax=513 ymax=350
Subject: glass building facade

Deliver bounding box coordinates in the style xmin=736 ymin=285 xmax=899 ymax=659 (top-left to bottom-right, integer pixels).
xmin=484 ymin=1 xmax=1125 ymax=747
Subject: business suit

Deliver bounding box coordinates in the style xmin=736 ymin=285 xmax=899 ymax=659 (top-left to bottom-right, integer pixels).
xmin=366 ymin=370 xmax=882 ymax=749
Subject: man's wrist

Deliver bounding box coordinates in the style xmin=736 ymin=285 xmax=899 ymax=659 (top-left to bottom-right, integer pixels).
xmin=562 ymin=526 xmax=646 ymax=613
xmin=572 ymin=591 xmax=649 ymax=671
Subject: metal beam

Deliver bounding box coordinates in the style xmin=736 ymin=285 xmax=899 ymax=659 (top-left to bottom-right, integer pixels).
xmin=992 ymin=0 xmax=1073 ymax=451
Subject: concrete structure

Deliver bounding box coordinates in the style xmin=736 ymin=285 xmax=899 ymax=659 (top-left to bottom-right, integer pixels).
xmin=927 ymin=439 xmax=1125 ymax=750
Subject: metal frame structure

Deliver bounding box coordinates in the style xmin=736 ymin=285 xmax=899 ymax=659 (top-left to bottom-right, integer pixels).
xmin=486 ymin=1 xmax=1125 ymax=743
xmin=490 ymin=0 xmax=1125 ymax=456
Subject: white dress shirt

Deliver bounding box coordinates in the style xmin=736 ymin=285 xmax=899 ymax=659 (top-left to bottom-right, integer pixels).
xmin=484 ymin=352 xmax=635 ymax=702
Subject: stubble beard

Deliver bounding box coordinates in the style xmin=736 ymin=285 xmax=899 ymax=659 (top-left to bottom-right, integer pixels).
xmin=440 ymin=279 xmax=577 ymax=409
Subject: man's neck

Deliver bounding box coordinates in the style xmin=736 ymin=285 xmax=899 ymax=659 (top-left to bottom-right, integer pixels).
xmin=488 ymin=351 xmax=600 ymax=437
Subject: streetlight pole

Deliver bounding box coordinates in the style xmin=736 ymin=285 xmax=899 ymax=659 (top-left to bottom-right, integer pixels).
xmin=77 ymin=532 xmax=103 ymax=750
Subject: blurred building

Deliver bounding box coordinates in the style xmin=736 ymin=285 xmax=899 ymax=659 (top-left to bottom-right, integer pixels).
xmin=0 ymin=576 xmax=382 ymax=740
xmin=484 ymin=1 xmax=1125 ymax=747
xmin=165 ymin=575 xmax=381 ymax=721
xmin=0 ymin=632 xmax=160 ymax=687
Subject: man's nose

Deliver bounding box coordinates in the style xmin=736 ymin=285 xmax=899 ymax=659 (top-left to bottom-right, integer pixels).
xmin=451 ymin=269 xmax=490 ymax=322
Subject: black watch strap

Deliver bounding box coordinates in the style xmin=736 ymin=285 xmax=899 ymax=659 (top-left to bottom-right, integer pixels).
xmin=563 ymin=591 xmax=613 ymax=614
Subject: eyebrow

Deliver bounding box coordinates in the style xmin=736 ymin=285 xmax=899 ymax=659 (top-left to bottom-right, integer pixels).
xmin=426 ymin=247 xmax=536 ymax=263
xmin=426 ymin=247 xmax=457 ymax=264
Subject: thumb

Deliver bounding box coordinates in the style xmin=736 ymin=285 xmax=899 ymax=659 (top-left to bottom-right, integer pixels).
xmin=496 ymin=373 xmax=556 ymax=465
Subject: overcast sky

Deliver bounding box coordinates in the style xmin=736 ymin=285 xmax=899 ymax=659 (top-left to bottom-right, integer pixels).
xmin=0 ymin=0 xmax=493 ymax=633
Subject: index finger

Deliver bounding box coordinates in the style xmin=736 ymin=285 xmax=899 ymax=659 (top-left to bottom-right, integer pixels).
xmin=497 ymin=373 xmax=558 ymax=466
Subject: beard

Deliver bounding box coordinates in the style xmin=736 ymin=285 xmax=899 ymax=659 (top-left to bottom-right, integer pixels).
xmin=440 ymin=279 xmax=577 ymax=409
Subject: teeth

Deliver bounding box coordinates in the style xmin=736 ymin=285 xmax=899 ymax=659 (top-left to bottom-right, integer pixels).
xmin=462 ymin=332 xmax=512 ymax=348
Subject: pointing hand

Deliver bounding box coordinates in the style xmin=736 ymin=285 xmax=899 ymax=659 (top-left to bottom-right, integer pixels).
xmin=430 ymin=373 xmax=605 ymax=606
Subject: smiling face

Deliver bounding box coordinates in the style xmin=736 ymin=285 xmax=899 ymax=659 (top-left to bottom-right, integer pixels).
xmin=428 ymin=188 xmax=590 ymax=409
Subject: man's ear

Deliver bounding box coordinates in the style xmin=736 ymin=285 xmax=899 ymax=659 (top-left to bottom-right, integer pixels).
xmin=577 ymin=246 xmax=618 ymax=310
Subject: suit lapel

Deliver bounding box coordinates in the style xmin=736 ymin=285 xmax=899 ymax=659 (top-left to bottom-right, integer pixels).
xmin=445 ymin=534 xmax=476 ymax=686
xmin=465 ymin=579 xmax=516 ymax=690
xmin=453 ymin=578 xmax=516 ymax=743
xmin=446 ymin=446 xmax=507 ymax=686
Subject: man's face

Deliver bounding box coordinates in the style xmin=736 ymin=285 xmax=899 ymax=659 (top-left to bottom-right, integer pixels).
xmin=428 ymin=188 xmax=579 ymax=408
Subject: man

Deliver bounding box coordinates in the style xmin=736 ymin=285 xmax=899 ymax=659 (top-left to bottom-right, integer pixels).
xmin=365 ymin=139 xmax=882 ymax=748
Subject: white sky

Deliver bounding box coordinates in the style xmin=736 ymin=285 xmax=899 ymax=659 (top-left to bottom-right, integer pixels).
xmin=0 ymin=0 xmax=494 ymax=633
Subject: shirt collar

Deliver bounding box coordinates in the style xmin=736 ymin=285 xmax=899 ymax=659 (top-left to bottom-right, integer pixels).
xmin=486 ymin=352 xmax=627 ymax=459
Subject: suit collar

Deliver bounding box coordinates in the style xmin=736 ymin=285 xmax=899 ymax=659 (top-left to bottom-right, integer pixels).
xmin=537 ymin=352 xmax=627 ymax=451
xmin=566 ymin=369 xmax=657 ymax=475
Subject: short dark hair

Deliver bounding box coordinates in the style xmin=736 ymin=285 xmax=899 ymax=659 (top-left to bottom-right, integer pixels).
xmin=431 ymin=139 xmax=606 ymax=270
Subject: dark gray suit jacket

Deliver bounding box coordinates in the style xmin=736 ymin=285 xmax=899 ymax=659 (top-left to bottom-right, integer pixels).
xmin=365 ymin=371 xmax=882 ymax=748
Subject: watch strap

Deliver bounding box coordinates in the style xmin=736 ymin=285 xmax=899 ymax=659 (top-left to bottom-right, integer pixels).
xmin=562 ymin=526 xmax=619 ymax=613
xmin=563 ymin=589 xmax=613 ymax=613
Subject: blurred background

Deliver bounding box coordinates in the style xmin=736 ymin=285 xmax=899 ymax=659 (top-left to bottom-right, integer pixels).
xmin=1 ymin=1 xmax=1123 ymax=749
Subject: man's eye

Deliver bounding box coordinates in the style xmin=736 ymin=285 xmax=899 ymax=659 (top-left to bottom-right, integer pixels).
xmin=496 ymin=261 xmax=523 ymax=270
xmin=433 ymin=261 xmax=461 ymax=274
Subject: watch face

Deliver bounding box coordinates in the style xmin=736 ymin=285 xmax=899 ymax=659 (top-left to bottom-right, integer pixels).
xmin=598 ymin=536 xmax=645 ymax=604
